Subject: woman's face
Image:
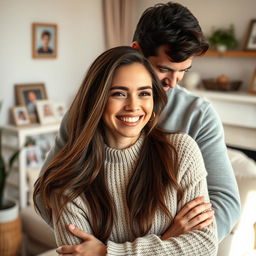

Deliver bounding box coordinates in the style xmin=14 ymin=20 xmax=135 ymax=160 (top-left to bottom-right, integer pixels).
xmin=102 ymin=63 xmax=154 ymax=149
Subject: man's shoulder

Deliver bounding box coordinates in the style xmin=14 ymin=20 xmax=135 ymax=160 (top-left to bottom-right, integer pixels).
xmin=160 ymin=86 xmax=220 ymax=136
xmin=167 ymin=85 xmax=210 ymax=110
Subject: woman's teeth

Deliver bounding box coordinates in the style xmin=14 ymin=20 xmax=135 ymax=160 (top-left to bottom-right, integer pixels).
xmin=118 ymin=116 xmax=140 ymax=123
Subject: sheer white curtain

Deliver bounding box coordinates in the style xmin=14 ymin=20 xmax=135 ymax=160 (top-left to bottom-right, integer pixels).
xmin=102 ymin=0 xmax=134 ymax=49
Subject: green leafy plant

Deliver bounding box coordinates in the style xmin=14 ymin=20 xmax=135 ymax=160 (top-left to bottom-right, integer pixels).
xmin=208 ymin=25 xmax=238 ymax=50
xmin=0 ymin=101 xmax=21 ymax=209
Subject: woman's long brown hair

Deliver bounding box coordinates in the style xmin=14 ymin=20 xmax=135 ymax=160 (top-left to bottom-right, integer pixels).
xmin=33 ymin=46 xmax=182 ymax=242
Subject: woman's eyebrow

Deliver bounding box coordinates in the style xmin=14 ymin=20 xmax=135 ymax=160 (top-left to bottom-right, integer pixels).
xmin=110 ymin=86 xmax=152 ymax=91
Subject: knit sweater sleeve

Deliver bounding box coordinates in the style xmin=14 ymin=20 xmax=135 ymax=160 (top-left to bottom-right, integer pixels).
xmin=53 ymin=134 xmax=218 ymax=255
xmin=52 ymin=195 xmax=93 ymax=246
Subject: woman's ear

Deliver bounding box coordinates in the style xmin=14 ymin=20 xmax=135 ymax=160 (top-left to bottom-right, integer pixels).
xmin=131 ymin=41 xmax=141 ymax=51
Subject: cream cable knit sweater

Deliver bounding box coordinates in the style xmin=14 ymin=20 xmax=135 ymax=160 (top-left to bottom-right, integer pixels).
xmin=52 ymin=133 xmax=218 ymax=255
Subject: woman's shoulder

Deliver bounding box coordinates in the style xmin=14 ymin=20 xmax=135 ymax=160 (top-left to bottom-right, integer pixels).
xmin=167 ymin=133 xmax=206 ymax=179
xmin=167 ymin=132 xmax=199 ymax=154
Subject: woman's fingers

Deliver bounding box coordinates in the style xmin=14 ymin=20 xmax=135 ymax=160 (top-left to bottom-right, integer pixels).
xmin=176 ymin=196 xmax=205 ymax=217
xmin=161 ymin=198 xmax=215 ymax=239
xmin=190 ymin=216 xmax=214 ymax=231
xmin=187 ymin=209 xmax=215 ymax=228
xmin=185 ymin=202 xmax=212 ymax=222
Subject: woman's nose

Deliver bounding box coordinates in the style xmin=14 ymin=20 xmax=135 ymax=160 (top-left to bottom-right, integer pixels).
xmin=124 ymin=97 xmax=140 ymax=111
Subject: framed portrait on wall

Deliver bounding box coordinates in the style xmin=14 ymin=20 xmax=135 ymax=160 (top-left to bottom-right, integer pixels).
xmin=32 ymin=23 xmax=57 ymax=58
xmin=15 ymin=83 xmax=48 ymax=123
xmin=244 ymin=20 xmax=256 ymax=51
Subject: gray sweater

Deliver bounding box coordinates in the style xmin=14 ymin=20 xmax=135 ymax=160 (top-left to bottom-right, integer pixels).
xmin=52 ymin=133 xmax=218 ymax=255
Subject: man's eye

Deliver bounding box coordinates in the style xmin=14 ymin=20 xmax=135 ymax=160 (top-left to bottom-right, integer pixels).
xmin=159 ymin=68 xmax=169 ymax=73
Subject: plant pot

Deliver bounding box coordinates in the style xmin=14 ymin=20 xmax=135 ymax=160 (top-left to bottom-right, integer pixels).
xmin=0 ymin=200 xmax=22 ymax=256
xmin=216 ymin=44 xmax=227 ymax=52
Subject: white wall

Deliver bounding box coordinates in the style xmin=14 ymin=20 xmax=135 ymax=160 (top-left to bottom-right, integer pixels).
xmin=0 ymin=0 xmax=105 ymax=125
xmin=134 ymin=0 xmax=256 ymax=90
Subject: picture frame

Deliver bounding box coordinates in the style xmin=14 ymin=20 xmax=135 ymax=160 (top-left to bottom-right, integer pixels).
xmin=36 ymin=133 xmax=57 ymax=160
xmin=32 ymin=23 xmax=57 ymax=58
xmin=26 ymin=145 xmax=43 ymax=169
xmin=36 ymin=100 xmax=58 ymax=125
xmin=15 ymin=83 xmax=48 ymax=123
xmin=12 ymin=106 xmax=31 ymax=126
xmin=54 ymin=102 xmax=66 ymax=122
xmin=248 ymin=69 xmax=256 ymax=94
xmin=244 ymin=19 xmax=256 ymax=51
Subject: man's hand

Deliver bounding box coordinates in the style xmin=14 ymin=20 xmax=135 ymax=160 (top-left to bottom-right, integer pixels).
xmin=161 ymin=196 xmax=214 ymax=240
xmin=56 ymin=224 xmax=107 ymax=256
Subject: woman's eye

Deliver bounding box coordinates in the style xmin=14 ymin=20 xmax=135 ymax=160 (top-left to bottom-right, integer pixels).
xmin=139 ymin=91 xmax=151 ymax=96
xmin=111 ymin=91 xmax=126 ymax=97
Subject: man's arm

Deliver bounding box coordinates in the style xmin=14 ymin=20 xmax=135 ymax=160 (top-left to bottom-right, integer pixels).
xmin=160 ymin=88 xmax=241 ymax=241
xmin=42 ymin=112 xmax=69 ymax=172
xmin=34 ymin=112 xmax=69 ymax=224
xmin=195 ymin=103 xmax=241 ymax=241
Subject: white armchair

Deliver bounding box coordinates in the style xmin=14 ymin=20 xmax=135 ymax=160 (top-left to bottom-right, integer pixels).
xmin=218 ymin=148 xmax=256 ymax=256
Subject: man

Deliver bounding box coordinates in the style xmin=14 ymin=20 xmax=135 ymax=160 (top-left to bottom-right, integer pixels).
xmin=38 ymin=30 xmax=53 ymax=54
xmin=26 ymin=90 xmax=38 ymax=115
xmin=36 ymin=1 xmax=240 ymax=253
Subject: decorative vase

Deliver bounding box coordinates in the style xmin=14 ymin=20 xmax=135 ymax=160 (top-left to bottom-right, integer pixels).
xmin=183 ymin=72 xmax=201 ymax=90
xmin=0 ymin=200 xmax=22 ymax=256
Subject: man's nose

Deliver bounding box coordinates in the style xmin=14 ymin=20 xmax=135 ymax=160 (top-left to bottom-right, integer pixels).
xmin=163 ymin=75 xmax=178 ymax=89
xmin=168 ymin=72 xmax=180 ymax=88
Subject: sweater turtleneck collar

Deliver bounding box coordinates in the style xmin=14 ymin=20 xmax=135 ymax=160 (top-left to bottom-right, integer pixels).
xmin=104 ymin=133 xmax=145 ymax=164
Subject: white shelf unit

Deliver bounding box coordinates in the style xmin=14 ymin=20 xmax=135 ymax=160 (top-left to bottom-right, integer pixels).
xmin=191 ymin=89 xmax=256 ymax=151
xmin=1 ymin=123 xmax=60 ymax=209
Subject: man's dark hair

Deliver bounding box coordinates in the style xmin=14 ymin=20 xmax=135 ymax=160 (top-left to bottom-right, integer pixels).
xmin=41 ymin=30 xmax=51 ymax=39
xmin=133 ymin=2 xmax=209 ymax=62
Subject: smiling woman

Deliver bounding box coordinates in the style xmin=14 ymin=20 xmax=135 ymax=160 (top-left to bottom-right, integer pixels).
xmin=34 ymin=46 xmax=217 ymax=256
xmin=102 ymin=63 xmax=154 ymax=149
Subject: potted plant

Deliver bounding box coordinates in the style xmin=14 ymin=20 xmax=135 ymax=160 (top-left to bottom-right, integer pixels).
xmin=208 ymin=25 xmax=238 ymax=52
xmin=0 ymin=101 xmax=22 ymax=256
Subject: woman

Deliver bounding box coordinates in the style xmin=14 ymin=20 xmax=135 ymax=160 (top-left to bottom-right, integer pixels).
xmin=34 ymin=46 xmax=217 ymax=255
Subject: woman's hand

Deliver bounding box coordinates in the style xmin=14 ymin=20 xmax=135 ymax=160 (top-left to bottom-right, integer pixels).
xmin=161 ymin=196 xmax=214 ymax=240
xmin=56 ymin=224 xmax=107 ymax=256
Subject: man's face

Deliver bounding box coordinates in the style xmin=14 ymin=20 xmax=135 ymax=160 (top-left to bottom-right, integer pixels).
xmin=28 ymin=91 xmax=37 ymax=102
xmin=147 ymin=45 xmax=193 ymax=91
xmin=42 ymin=35 xmax=50 ymax=48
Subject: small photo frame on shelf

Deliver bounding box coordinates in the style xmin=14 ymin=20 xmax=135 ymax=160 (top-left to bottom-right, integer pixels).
xmin=36 ymin=134 xmax=56 ymax=160
xmin=248 ymin=69 xmax=256 ymax=94
xmin=36 ymin=100 xmax=58 ymax=125
xmin=26 ymin=146 xmax=43 ymax=169
xmin=15 ymin=83 xmax=48 ymax=123
xmin=54 ymin=102 xmax=66 ymax=121
xmin=244 ymin=19 xmax=256 ymax=51
xmin=32 ymin=23 xmax=57 ymax=58
xmin=12 ymin=106 xmax=31 ymax=126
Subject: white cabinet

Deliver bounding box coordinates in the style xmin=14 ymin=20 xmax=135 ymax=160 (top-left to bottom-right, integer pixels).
xmin=1 ymin=124 xmax=60 ymax=208
xmin=191 ymin=89 xmax=256 ymax=151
